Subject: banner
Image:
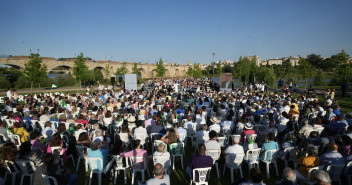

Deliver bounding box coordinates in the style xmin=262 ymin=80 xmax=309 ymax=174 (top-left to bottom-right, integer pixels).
xmin=220 ymin=73 xmax=233 ymax=92
xmin=125 ymin=74 xmax=137 ymax=91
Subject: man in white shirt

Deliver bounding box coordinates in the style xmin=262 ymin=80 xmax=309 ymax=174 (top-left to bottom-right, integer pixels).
xmin=133 ymin=120 xmax=148 ymax=144
xmin=177 ymin=122 xmax=187 ymax=142
xmin=204 ymin=130 xmax=221 ymax=151
xmin=146 ymin=163 xmax=170 ymax=185
xmin=184 ymin=116 xmax=197 ymax=133
xmin=39 ymin=110 xmax=51 ymax=122
xmin=225 ymin=135 xmax=244 ymax=154
xmin=196 ymin=124 xmax=209 ymax=145
xmin=6 ymin=88 xmax=12 ymax=100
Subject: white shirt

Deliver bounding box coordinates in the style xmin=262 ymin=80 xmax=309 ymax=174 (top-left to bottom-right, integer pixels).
xmin=205 ymin=140 xmax=221 ymax=151
xmin=177 ymin=127 xmax=187 ymax=142
xmin=133 ymin=127 xmax=148 ymax=138
xmin=225 ymin=144 xmax=244 ymax=154
xmin=196 ymin=130 xmax=209 ymax=144
xmin=6 ymin=90 xmax=12 ymax=100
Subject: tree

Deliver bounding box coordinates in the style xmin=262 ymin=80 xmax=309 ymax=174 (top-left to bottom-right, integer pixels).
xmin=215 ymin=61 xmax=222 ymax=75
xmin=73 ymin=53 xmax=89 ymax=85
xmin=249 ymin=57 xmax=259 ymax=83
xmin=132 ymin=62 xmax=139 ymax=75
xmin=23 ymin=53 xmax=47 ymax=89
xmin=104 ymin=64 xmax=111 ymax=78
xmin=115 ymin=62 xmax=128 ymax=76
xmin=233 ymin=56 xmax=251 ymax=83
xmin=222 ymin=63 xmax=233 ymax=73
xmin=307 ymin=54 xmax=324 ymax=69
xmin=94 ymin=68 xmax=104 ymax=82
xmin=192 ymin=63 xmax=203 ymax=78
xmin=257 ymin=66 xmax=276 ymax=85
xmin=156 ymin=58 xmax=166 ymax=77
xmin=298 ymin=56 xmax=315 ymax=90
xmin=332 ymin=50 xmax=351 ymax=83
xmin=313 ymin=69 xmax=324 ymax=86
xmin=186 ymin=66 xmax=193 ymax=77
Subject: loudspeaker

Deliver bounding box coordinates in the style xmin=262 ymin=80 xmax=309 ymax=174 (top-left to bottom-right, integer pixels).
xmin=110 ymin=77 xmax=115 ymax=84
xmin=119 ymin=77 xmax=123 ymax=83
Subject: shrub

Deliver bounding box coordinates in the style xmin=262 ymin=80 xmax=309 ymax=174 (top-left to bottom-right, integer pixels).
xmin=0 ymin=77 xmax=11 ymax=89
xmin=54 ymin=75 xmax=76 ymax=87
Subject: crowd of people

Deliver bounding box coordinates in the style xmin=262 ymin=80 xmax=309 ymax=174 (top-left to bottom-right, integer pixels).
xmin=0 ymin=77 xmax=351 ymax=185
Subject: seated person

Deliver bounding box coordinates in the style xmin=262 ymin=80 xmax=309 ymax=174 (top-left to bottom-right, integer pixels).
xmin=204 ymin=130 xmax=221 ymax=151
xmin=260 ymin=132 xmax=279 ymax=161
xmin=87 ymin=141 xmax=109 ymax=171
xmin=120 ymin=140 xmax=148 ymax=169
xmin=41 ymin=153 xmax=78 ymax=185
xmin=153 ymin=143 xmax=170 ymax=157
xmin=187 ymin=144 xmax=213 ymax=180
xmin=319 ymin=142 xmax=345 ymax=166
xmin=295 ymin=145 xmax=320 ymax=181
xmin=146 ymin=163 xmax=170 ymax=185
xmin=243 ymin=135 xmax=259 ymax=153
xmin=276 ymin=167 xmax=296 ymax=185
xmin=234 ymin=167 xmax=265 ymax=185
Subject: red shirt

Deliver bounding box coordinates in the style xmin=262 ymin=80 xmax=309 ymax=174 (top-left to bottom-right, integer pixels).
xmin=241 ymin=129 xmax=255 ymax=143
xmin=77 ymin=119 xmax=89 ymax=125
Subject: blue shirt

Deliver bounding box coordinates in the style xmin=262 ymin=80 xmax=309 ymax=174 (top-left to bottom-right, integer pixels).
xmin=319 ymin=151 xmax=345 ymax=166
xmin=88 ymin=148 xmax=109 ymax=171
xmin=329 ymin=120 xmax=348 ymax=133
xmin=260 ymin=141 xmax=279 ymax=161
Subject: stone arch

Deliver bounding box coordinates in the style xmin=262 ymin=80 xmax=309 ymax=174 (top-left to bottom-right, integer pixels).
xmin=138 ymin=68 xmax=147 ymax=78
xmin=151 ymin=69 xmax=157 ymax=78
xmin=165 ymin=69 xmax=171 ymax=77
xmin=48 ymin=65 xmax=72 ymax=74
xmin=175 ymin=69 xmax=180 ymax=77
xmin=93 ymin=66 xmax=107 ymax=78
xmin=1 ymin=64 xmax=23 ymax=71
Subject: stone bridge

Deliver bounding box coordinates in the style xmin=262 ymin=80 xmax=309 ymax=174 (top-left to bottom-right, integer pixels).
xmin=0 ymin=56 xmax=189 ymax=79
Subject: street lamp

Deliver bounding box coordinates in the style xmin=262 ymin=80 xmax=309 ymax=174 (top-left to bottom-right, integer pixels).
xmin=212 ymin=53 xmax=215 ymax=75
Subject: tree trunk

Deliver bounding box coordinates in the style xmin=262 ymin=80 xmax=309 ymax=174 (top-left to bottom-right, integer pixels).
xmin=31 ymin=81 xmax=33 ymax=92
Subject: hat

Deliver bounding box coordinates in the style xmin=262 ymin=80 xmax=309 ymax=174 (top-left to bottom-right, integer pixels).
xmin=210 ymin=117 xmax=220 ymax=124
xmin=244 ymin=122 xmax=253 ymax=130
xmin=127 ymin=116 xmax=136 ymax=123
xmin=139 ymin=109 xmax=146 ymax=115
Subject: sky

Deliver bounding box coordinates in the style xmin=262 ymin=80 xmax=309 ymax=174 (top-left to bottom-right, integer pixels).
xmin=0 ymin=0 xmax=351 ymax=64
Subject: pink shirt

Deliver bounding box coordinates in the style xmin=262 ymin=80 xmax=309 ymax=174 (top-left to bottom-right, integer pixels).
xmin=120 ymin=149 xmax=148 ymax=169
xmin=241 ymin=129 xmax=255 ymax=143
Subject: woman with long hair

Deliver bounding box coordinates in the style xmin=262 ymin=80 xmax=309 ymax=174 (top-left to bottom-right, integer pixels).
xmin=47 ymin=132 xmax=67 ymax=163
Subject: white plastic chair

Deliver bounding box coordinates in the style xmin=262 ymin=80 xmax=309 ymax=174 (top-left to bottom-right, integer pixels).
xmin=87 ymin=157 xmax=103 ymax=185
xmin=315 ymin=127 xmax=324 ymax=134
xmin=260 ymin=149 xmax=279 ymax=178
xmin=217 ymin=137 xmax=226 ymax=147
xmin=4 ymin=160 xmax=19 ymax=185
xmin=153 ymin=140 xmax=167 ymax=153
xmin=205 ymin=149 xmax=221 ymax=179
xmin=15 ymin=160 xmax=36 ymax=185
xmin=277 ymin=147 xmax=295 ymax=167
xmin=133 ymin=133 xmax=147 ymax=149
xmin=75 ymin=145 xmax=88 ymax=172
xmin=343 ymin=161 xmax=352 ymax=185
xmin=190 ymin=167 xmax=212 ymax=185
xmin=243 ymin=148 xmax=261 ymax=173
xmin=326 ymin=164 xmax=345 ymax=185
xmin=112 ymin=155 xmax=128 ymax=184
xmin=42 ymin=174 xmax=58 ymax=185
xmin=244 ymin=134 xmax=257 ymax=144
xmin=223 ymin=153 xmax=245 ymax=183
xmin=170 ymin=142 xmax=184 ymax=169
xmin=129 ymin=156 xmax=150 ymax=185
xmin=153 ymin=155 xmax=171 ymax=174
xmin=303 ymin=129 xmax=315 ymax=138
xmin=119 ymin=133 xmax=131 ymax=150
xmin=12 ymin=134 xmax=21 ymax=148
xmin=306 ymin=165 xmax=324 ymax=185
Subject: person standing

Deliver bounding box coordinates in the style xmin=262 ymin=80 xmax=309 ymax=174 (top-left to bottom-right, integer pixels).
xmin=6 ymin=88 xmax=12 ymax=101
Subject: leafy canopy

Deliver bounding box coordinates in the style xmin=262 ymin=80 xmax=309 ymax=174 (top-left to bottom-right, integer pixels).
xmin=24 ymin=53 xmax=47 ymax=85
xmin=156 ymin=58 xmax=166 ymax=77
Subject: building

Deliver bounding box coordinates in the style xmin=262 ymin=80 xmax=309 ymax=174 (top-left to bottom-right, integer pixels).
xmin=267 ymin=58 xmax=283 ymax=65
xmin=244 ymin=56 xmax=261 ymax=66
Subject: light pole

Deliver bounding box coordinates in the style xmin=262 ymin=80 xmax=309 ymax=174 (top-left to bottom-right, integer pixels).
xmin=212 ymin=53 xmax=215 ymax=75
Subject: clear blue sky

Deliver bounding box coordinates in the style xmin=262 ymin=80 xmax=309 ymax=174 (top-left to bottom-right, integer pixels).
xmin=0 ymin=0 xmax=351 ymax=64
